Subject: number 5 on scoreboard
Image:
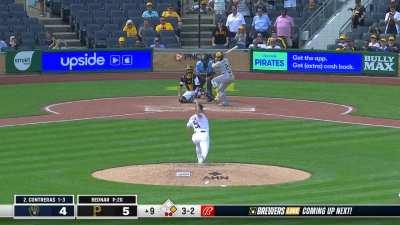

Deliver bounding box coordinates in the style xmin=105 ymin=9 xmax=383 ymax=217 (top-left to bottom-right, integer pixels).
xmin=122 ymin=207 xmax=130 ymax=216
xmin=59 ymin=207 xmax=67 ymax=216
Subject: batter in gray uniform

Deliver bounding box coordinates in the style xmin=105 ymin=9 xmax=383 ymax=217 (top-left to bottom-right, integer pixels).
xmin=211 ymin=51 xmax=235 ymax=106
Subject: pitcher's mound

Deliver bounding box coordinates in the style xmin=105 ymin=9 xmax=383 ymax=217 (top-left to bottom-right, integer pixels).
xmin=92 ymin=163 xmax=311 ymax=187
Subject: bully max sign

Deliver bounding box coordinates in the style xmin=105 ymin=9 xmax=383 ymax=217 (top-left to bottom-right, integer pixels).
xmin=363 ymin=53 xmax=398 ymax=76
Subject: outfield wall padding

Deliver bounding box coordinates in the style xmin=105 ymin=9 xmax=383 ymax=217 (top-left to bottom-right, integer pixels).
xmin=0 ymin=53 xmax=5 ymax=74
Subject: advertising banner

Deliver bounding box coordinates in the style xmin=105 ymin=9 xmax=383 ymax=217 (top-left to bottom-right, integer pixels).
xmin=362 ymin=53 xmax=398 ymax=76
xmin=41 ymin=49 xmax=153 ymax=73
xmin=251 ymin=49 xmax=398 ymax=76
xmin=6 ymin=50 xmax=42 ymax=73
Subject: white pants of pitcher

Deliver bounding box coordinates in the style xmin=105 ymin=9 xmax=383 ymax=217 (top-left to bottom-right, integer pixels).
xmin=192 ymin=131 xmax=209 ymax=164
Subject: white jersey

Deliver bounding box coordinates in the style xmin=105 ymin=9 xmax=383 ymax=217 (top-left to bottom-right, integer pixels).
xmin=212 ymin=58 xmax=234 ymax=79
xmin=186 ymin=113 xmax=209 ymax=133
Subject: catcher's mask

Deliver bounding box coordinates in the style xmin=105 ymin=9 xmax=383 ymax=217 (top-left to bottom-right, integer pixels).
xmin=215 ymin=51 xmax=224 ymax=61
xmin=186 ymin=65 xmax=194 ymax=75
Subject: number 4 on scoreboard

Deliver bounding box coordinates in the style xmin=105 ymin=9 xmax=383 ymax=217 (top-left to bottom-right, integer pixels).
xmin=59 ymin=207 xmax=67 ymax=216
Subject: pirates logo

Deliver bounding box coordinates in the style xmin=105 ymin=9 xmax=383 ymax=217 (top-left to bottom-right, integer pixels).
xmin=28 ymin=205 xmax=40 ymax=216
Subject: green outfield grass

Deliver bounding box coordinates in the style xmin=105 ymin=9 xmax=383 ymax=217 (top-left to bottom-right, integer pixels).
xmin=0 ymin=79 xmax=400 ymax=225
xmin=1 ymin=79 xmax=400 ymax=119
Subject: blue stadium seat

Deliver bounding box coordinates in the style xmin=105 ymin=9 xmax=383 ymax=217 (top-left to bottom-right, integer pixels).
xmin=103 ymin=24 xmax=119 ymax=32
xmin=94 ymin=30 xmax=108 ymax=48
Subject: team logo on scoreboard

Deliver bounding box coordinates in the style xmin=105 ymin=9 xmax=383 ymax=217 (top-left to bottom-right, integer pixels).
xmin=201 ymin=205 xmax=215 ymax=217
xmin=28 ymin=205 xmax=40 ymax=216
xmin=249 ymin=207 xmax=257 ymax=216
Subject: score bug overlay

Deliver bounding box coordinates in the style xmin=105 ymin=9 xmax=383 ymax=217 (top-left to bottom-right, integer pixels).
xmin=13 ymin=195 xmax=75 ymax=219
xmin=76 ymin=195 xmax=138 ymax=219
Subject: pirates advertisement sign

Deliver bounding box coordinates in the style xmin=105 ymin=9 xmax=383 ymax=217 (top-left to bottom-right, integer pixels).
xmin=363 ymin=53 xmax=398 ymax=76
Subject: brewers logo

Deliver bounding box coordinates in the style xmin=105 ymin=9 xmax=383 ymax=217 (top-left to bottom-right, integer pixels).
xmin=28 ymin=205 xmax=40 ymax=216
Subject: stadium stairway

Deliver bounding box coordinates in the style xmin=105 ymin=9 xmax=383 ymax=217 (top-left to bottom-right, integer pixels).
xmin=181 ymin=14 xmax=214 ymax=48
xmin=303 ymin=0 xmax=352 ymax=49
xmin=38 ymin=17 xmax=81 ymax=48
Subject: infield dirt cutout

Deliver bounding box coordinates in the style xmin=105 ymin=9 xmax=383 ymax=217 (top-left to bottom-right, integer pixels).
xmin=92 ymin=163 xmax=311 ymax=187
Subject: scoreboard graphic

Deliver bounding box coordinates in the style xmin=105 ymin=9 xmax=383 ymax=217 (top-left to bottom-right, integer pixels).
xmin=1 ymin=195 xmax=400 ymax=219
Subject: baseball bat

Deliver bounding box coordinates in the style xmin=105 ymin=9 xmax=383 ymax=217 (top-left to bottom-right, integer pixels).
xmin=224 ymin=45 xmax=238 ymax=55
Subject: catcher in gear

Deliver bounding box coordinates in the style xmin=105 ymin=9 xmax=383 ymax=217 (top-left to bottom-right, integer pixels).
xmin=211 ymin=51 xmax=235 ymax=106
xmin=179 ymin=65 xmax=201 ymax=103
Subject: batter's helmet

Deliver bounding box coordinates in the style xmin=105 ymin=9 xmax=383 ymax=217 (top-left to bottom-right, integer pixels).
xmin=215 ymin=51 xmax=224 ymax=61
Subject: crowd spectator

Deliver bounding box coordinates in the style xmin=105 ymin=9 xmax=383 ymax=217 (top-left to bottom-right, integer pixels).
xmin=234 ymin=25 xmax=247 ymax=48
xmin=274 ymin=9 xmax=294 ymax=47
xmin=335 ymin=34 xmax=355 ymax=51
xmin=138 ymin=19 xmax=153 ymax=40
xmin=209 ymin=0 xmax=227 ymax=23
xmin=368 ymin=34 xmax=380 ymax=50
xmin=48 ymin=35 xmax=57 ymax=48
xmin=191 ymin=0 xmax=211 ymax=13
xmin=150 ymin=37 xmax=166 ymax=48
xmin=38 ymin=0 xmax=45 ymax=16
xmin=369 ymin=22 xmax=382 ymax=36
xmin=386 ymin=0 xmax=400 ymax=13
xmin=0 ymin=39 xmax=8 ymax=51
xmin=142 ymin=2 xmax=159 ymax=19
xmin=199 ymin=0 xmax=211 ymax=13
xmin=9 ymin=36 xmax=18 ymax=50
xmin=118 ymin=36 xmax=126 ymax=48
xmin=212 ymin=20 xmax=229 ymax=47
xmin=350 ymin=0 xmax=365 ymax=29
xmin=155 ymin=17 xmax=174 ymax=33
xmin=45 ymin=32 xmax=53 ymax=46
xmin=386 ymin=35 xmax=399 ymax=52
xmin=379 ymin=37 xmax=388 ymax=51
xmin=253 ymin=0 xmax=268 ymax=12
xmin=308 ymin=0 xmax=317 ymax=10
xmin=232 ymin=0 xmax=251 ymax=17
xmin=346 ymin=39 xmax=356 ymax=51
xmin=249 ymin=32 xmax=265 ymax=48
xmin=336 ymin=34 xmax=348 ymax=49
xmin=226 ymin=5 xmax=246 ymax=43
xmin=284 ymin=0 xmax=296 ymax=8
xmin=266 ymin=38 xmax=281 ymax=49
xmin=123 ymin=20 xmax=138 ymax=38
xmin=267 ymin=32 xmax=287 ymax=48
xmin=251 ymin=7 xmax=271 ymax=38
xmin=362 ymin=39 xmax=370 ymax=51
xmin=384 ymin=4 xmax=400 ymax=35
xmin=134 ymin=40 xmax=146 ymax=48
xmin=162 ymin=5 xmax=182 ymax=28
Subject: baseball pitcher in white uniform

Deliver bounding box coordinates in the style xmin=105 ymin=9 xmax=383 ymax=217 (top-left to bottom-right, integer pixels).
xmin=211 ymin=51 xmax=235 ymax=106
xmin=186 ymin=101 xmax=210 ymax=164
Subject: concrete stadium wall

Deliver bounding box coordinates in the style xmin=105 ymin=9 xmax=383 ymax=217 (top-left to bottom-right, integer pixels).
xmin=153 ymin=50 xmax=250 ymax=72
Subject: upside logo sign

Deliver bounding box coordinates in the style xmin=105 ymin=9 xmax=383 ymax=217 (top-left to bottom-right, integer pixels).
xmin=60 ymin=53 xmax=105 ymax=70
xmin=201 ymin=205 xmax=215 ymax=217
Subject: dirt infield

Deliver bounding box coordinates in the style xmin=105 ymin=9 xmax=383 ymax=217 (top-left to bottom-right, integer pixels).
xmin=92 ymin=163 xmax=311 ymax=187
xmin=1 ymin=72 xmax=400 ymax=86
xmin=2 ymin=96 xmax=400 ymax=129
